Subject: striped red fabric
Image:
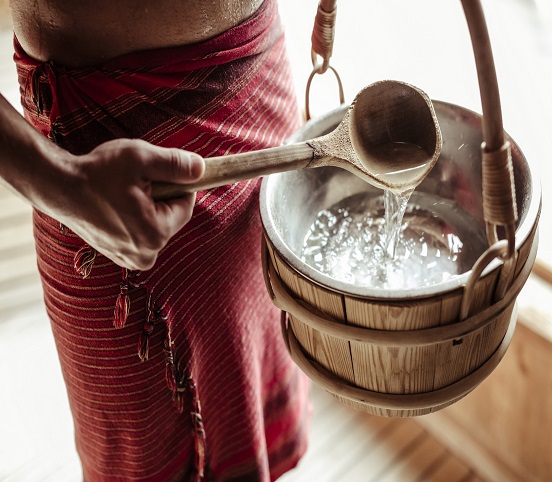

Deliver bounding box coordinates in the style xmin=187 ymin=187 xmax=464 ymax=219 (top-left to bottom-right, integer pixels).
xmin=13 ymin=1 xmax=311 ymax=480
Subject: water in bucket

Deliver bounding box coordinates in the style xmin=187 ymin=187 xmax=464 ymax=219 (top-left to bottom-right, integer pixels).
xmin=300 ymin=189 xmax=488 ymax=290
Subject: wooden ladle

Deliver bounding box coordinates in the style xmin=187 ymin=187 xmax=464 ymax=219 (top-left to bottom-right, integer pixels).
xmin=152 ymin=80 xmax=442 ymax=200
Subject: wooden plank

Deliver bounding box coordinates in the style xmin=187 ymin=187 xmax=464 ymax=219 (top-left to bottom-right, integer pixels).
xmin=516 ymin=275 xmax=552 ymax=344
xmin=0 ymin=192 xmax=32 ymax=222
xmin=311 ymin=414 xmax=396 ymax=482
xmin=0 ymin=241 xmax=36 ymax=264
xmin=307 ymin=399 xmax=364 ymax=456
xmin=463 ymin=471 xmax=488 ymax=482
xmin=0 ymin=267 xmax=40 ymax=292
xmin=310 ymin=384 xmax=337 ymax=418
xmin=0 ymin=219 xmax=34 ymax=245
xmin=292 ymin=415 xmax=395 ymax=482
xmin=0 ymin=280 xmax=44 ymax=321
xmin=0 ymin=250 xmax=38 ymax=284
xmin=334 ymin=418 xmax=424 ymax=482
xmin=422 ymin=455 xmax=473 ymax=482
xmin=377 ymin=431 xmax=448 ymax=482
xmin=0 ymin=305 xmax=80 ymax=481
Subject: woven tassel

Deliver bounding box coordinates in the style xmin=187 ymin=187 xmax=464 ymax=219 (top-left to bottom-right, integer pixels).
xmin=164 ymin=338 xmax=177 ymax=394
xmin=114 ymin=281 xmax=130 ymax=328
xmin=189 ymin=375 xmax=206 ymax=479
xmin=74 ymin=245 xmax=97 ymax=279
xmin=29 ymin=67 xmax=44 ymax=115
xmin=137 ymin=320 xmax=159 ymax=362
xmin=174 ymin=390 xmax=186 ymax=413
xmin=193 ymin=413 xmax=206 ymax=479
xmin=138 ymin=330 xmax=150 ymax=362
xmin=138 ymin=292 xmax=156 ymax=362
xmin=165 ymin=364 xmax=177 ymax=394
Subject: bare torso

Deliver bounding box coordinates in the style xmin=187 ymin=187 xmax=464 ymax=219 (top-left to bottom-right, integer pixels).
xmin=10 ymin=0 xmax=263 ymax=66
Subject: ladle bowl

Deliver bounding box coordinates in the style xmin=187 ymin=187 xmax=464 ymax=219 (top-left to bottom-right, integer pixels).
xmin=349 ymin=80 xmax=441 ymax=192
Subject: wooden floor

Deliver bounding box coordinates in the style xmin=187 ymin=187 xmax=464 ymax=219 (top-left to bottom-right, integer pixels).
xmin=0 ymin=10 xmax=487 ymax=482
xmin=280 ymin=387 xmax=484 ymax=482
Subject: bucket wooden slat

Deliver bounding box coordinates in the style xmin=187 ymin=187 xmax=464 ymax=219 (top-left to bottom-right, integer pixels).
xmin=433 ymin=332 xmax=479 ymax=390
xmin=432 ymin=270 xmax=499 ymax=389
xmin=432 ymin=309 xmax=513 ymax=391
xmin=270 ymin=245 xmax=355 ymax=385
xmin=439 ymin=292 xmax=463 ymax=326
xmin=465 ymin=271 xmax=499 ymax=318
xmin=345 ymin=298 xmax=441 ymax=397
xmin=434 ymin=293 xmax=470 ymax=391
xmin=476 ymin=306 xmax=513 ymax=364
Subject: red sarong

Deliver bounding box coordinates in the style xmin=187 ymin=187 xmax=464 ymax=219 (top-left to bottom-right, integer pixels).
xmin=14 ymin=1 xmax=311 ymax=480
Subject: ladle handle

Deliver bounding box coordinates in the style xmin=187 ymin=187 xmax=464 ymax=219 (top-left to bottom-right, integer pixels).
xmin=152 ymin=142 xmax=315 ymax=200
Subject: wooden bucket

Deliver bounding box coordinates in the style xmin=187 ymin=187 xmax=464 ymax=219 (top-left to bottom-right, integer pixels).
xmin=259 ymin=1 xmax=541 ymax=417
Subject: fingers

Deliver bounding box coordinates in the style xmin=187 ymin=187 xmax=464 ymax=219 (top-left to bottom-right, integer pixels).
xmin=142 ymin=144 xmax=205 ymax=184
xmin=124 ymin=193 xmax=195 ymax=271
xmin=141 ymin=144 xmax=202 ymax=236
xmin=81 ymin=140 xmax=204 ymax=270
xmin=154 ymin=192 xmax=197 ymax=238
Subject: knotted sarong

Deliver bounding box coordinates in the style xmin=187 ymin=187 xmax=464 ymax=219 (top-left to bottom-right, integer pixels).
xmin=14 ymin=1 xmax=311 ymax=480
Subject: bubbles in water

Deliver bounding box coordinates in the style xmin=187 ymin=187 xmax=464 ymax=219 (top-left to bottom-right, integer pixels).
xmin=300 ymin=191 xmax=486 ymax=290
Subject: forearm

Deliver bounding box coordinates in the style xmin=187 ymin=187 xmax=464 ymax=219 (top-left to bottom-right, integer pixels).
xmin=0 ymin=92 xmax=73 ymax=213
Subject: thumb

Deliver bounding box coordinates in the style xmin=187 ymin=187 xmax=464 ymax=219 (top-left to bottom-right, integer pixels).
xmin=144 ymin=146 xmax=205 ymax=183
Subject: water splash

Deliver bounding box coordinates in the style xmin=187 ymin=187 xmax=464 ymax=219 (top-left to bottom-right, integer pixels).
xmin=300 ymin=191 xmax=486 ymax=290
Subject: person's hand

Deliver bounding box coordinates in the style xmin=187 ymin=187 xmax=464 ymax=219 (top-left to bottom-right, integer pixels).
xmin=39 ymin=139 xmax=204 ymax=271
xmin=0 ymin=94 xmax=203 ymax=270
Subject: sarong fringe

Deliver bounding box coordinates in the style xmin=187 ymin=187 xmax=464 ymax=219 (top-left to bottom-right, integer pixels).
xmin=74 ymin=244 xmax=97 ymax=279
xmin=138 ymin=291 xmax=164 ymax=362
xmin=140 ymin=294 xmax=207 ymax=476
xmin=189 ymin=374 xmax=207 ymax=480
xmin=114 ymin=268 xmax=131 ymax=328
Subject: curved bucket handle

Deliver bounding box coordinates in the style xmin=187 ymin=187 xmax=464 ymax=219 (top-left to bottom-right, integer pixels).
xmin=460 ymin=1 xmax=518 ymax=315
xmin=309 ymin=0 xmax=519 ymax=312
